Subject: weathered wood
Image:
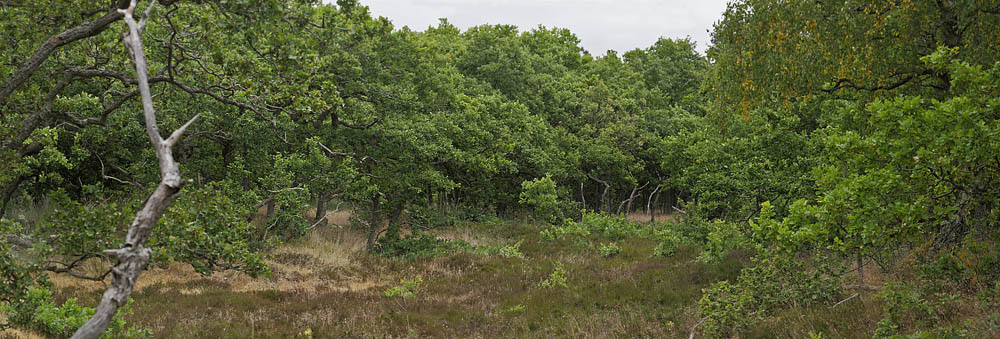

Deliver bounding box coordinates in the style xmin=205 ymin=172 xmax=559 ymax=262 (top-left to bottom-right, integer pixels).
xmin=646 ymin=184 xmax=662 ymax=223
xmin=617 ymin=181 xmax=648 ymax=215
xmin=72 ymin=2 xmax=197 ymax=337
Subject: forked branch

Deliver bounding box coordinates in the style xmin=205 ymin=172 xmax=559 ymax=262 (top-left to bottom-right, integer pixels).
xmin=72 ymin=1 xmax=197 ymax=338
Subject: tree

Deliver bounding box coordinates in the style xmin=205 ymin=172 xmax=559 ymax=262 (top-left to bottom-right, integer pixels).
xmin=73 ymin=1 xmax=195 ymax=336
xmin=756 ymin=50 xmax=1000 ymax=278
xmin=709 ymin=0 xmax=1000 ymax=119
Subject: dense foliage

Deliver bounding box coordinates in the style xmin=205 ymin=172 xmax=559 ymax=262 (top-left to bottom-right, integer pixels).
xmin=1 ymin=0 xmax=999 ymax=337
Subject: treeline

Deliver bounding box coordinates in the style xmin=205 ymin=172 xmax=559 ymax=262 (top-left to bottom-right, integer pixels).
xmin=2 ymin=0 xmax=1000 ymax=337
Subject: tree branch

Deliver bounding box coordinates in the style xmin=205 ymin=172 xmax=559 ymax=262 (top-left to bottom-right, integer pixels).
xmin=73 ymin=1 xmax=195 ymax=337
xmin=821 ymin=69 xmax=943 ymax=93
xmin=165 ymin=113 xmax=199 ymax=147
xmin=0 ymin=8 xmax=126 ymax=107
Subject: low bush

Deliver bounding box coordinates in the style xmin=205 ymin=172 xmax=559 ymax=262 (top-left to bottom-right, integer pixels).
xmin=538 ymin=261 xmax=568 ymax=289
xmin=374 ymin=233 xmax=466 ymax=259
xmin=598 ymin=242 xmax=621 ymax=257
xmin=1 ymin=286 xmax=150 ymax=338
xmin=699 ymin=256 xmax=841 ymax=337
xmin=540 ymin=211 xmax=643 ymax=243
xmin=383 ymin=278 xmax=423 ymax=298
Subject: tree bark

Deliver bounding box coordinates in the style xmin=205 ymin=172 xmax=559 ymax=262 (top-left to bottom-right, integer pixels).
xmin=856 ymin=254 xmax=864 ymax=285
xmin=313 ymin=193 xmax=328 ymax=228
xmin=647 ymin=184 xmax=662 ymax=223
xmin=73 ymin=2 xmax=198 ymax=337
xmin=618 ymin=181 xmax=648 ymax=216
xmin=587 ymin=174 xmax=610 ymax=214
xmin=366 ymin=194 xmax=380 ymax=250
xmin=265 ymin=199 xmax=275 ymax=218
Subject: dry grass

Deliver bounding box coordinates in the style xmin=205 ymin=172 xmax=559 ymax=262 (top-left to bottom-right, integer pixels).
xmin=0 ymin=313 xmax=45 ymax=339
xmin=39 ymin=220 xmax=746 ymax=338
xmin=625 ymin=211 xmax=679 ymax=223
xmin=13 ymin=209 xmax=996 ymax=338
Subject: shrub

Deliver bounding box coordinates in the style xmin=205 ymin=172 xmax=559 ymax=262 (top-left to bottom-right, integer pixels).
xmin=1 ymin=287 xmax=150 ymax=338
xmin=492 ymin=242 xmax=526 ymax=259
xmin=374 ymin=233 xmax=467 ymax=259
xmin=651 ymin=228 xmax=687 ymax=257
xmin=598 ymin=242 xmax=621 ymax=257
xmin=538 ymin=261 xmax=569 ymax=289
xmin=375 ymin=232 xmax=525 ymax=260
xmin=384 ymin=278 xmax=423 ymax=298
xmin=519 ymin=175 xmax=575 ymax=224
xmin=699 ymin=220 xmax=753 ymax=263
xmin=540 ymin=211 xmax=642 ymax=245
xmin=699 ymin=257 xmax=841 ymax=337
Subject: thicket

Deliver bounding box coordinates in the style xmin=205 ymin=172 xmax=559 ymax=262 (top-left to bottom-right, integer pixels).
xmin=1 ymin=0 xmax=999 ymax=337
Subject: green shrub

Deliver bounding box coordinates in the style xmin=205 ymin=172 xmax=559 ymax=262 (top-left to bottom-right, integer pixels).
xmin=1 ymin=220 xmax=38 ymax=323
xmin=538 ymin=261 xmax=569 ymax=289
xmin=383 ymin=278 xmax=423 ymax=298
xmin=699 ymin=220 xmax=753 ymax=263
xmin=409 ymin=206 xmax=502 ymax=229
xmin=490 ymin=242 xmax=526 ymax=259
xmin=519 ymin=175 xmax=570 ymax=224
xmin=375 ymin=232 xmax=524 ymax=260
xmin=651 ymin=228 xmax=687 ymax=257
xmin=540 ymin=211 xmax=642 ymax=245
xmin=1 ymin=287 xmax=150 ymax=338
xmin=374 ymin=233 xmax=468 ymax=259
xmin=699 ymin=257 xmax=841 ymax=337
xmin=598 ymin=242 xmax=621 ymax=257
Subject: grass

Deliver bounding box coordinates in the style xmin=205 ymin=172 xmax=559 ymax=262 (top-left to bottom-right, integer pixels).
xmin=12 ymin=215 xmax=975 ymax=338
xmin=10 ymin=218 xmax=737 ymax=338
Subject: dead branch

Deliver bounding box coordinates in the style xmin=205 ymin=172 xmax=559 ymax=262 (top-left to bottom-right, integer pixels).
xmin=73 ymin=1 xmax=197 ymax=337
xmin=832 ymin=293 xmax=860 ymax=308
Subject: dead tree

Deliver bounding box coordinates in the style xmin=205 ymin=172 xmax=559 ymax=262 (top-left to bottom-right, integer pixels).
xmin=617 ymin=181 xmax=648 ymax=216
xmin=646 ymin=184 xmax=662 ymax=222
xmin=73 ymin=2 xmax=199 ymax=337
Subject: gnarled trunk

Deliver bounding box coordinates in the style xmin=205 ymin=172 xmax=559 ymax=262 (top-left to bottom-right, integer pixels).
xmin=73 ymin=3 xmax=198 ymax=337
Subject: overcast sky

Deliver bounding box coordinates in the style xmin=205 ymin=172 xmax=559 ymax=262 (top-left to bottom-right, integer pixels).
xmin=360 ymin=0 xmax=732 ymax=56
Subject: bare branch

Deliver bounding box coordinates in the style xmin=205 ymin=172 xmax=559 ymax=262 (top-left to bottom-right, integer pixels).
xmin=309 ymin=201 xmax=344 ymax=230
xmin=4 ymin=234 xmax=33 ymax=249
xmin=98 ymin=155 xmax=143 ymax=188
xmin=267 ymin=187 xmax=306 ymax=194
xmin=137 ymin=0 xmax=157 ymax=32
xmin=832 ymin=293 xmax=860 ymax=308
xmin=73 ymin=3 xmax=195 ymax=337
xmin=165 ymin=113 xmax=200 ymax=147
xmin=821 ymin=69 xmax=943 ymax=93
xmin=315 ymin=140 xmax=355 ymax=157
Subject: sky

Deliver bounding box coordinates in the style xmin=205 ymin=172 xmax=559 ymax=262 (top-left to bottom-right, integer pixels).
xmin=359 ymin=0 xmax=732 ymax=56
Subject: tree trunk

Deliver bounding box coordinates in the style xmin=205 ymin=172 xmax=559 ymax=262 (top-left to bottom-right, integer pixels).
xmin=856 ymin=254 xmax=864 ymax=285
xmin=647 ymin=184 xmax=662 ymax=223
xmin=384 ymin=204 xmax=405 ymax=241
xmin=587 ymin=174 xmax=610 ymax=214
xmin=0 ymin=175 xmax=28 ymax=221
xmin=74 ymin=3 xmax=198 ymax=337
xmin=618 ymin=181 xmax=648 ymax=216
xmin=265 ymin=199 xmax=275 ymax=218
xmin=313 ymin=193 xmax=328 ymax=228
xmin=366 ymin=194 xmax=380 ymax=250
